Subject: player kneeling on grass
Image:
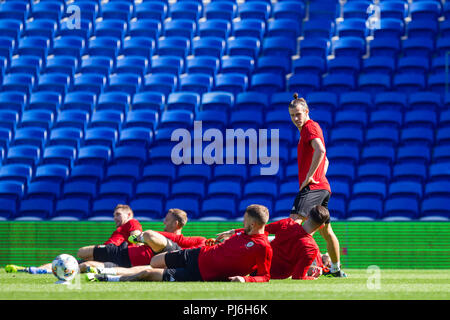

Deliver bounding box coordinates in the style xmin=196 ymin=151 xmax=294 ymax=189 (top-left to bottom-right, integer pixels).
xmin=87 ymin=204 xmax=273 ymax=283
xmin=217 ymin=205 xmax=333 ymax=280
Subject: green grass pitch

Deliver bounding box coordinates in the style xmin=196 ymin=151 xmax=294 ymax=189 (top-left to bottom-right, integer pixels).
xmin=0 ymin=269 xmax=449 ymax=300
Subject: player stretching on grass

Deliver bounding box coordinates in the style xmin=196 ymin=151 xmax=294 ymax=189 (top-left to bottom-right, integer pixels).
xmin=217 ymin=205 xmax=331 ymax=280
xmin=289 ymin=93 xmax=346 ymax=277
xmin=4 ymin=204 xmax=142 ymax=274
xmin=87 ymin=204 xmax=273 ymax=283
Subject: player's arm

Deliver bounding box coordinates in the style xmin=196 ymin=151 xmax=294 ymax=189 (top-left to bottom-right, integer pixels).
xmin=324 ymin=156 xmax=329 ymax=176
xmin=241 ymin=246 xmax=273 ymax=283
xmin=300 ymin=138 xmax=326 ymax=191
xmin=264 ymin=220 xmax=283 ymax=235
xmin=215 ymin=228 xmax=240 ymax=242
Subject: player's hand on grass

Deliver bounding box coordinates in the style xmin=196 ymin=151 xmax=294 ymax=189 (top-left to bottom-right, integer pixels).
xmin=228 ymin=276 xmax=245 ymax=282
xmin=215 ymin=229 xmax=234 ymax=243
xmin=205 ymin=238 xmax=217 ymax=246
xmin=300 ymin=176 xmax=319 ymax=191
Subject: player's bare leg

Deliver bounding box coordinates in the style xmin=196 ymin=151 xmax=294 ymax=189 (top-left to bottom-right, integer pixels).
xmin=107 ymin=265 xmax=152 ymax=276
xmin=150 ymin=252 xmax=168 ymax=268
xmin=119 ymin=268 xmax=164 ymax=282
xmin=77 ymin=245 xmax=95 ymax=261
xmin=79 ymin=261 xmax=116 ymax=273
xmin=319 ymin=223 xmax=347 ymax=277
xmin=139 ymin=230 xmax=169 ymax=253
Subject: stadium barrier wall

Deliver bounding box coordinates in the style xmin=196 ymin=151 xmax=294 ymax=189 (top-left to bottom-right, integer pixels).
xmin=0 ymin=221 xmax=449 ymax=269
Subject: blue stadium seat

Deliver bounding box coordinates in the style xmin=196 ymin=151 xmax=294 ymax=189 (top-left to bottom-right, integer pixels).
xmin=84 ymin=127 xmax=118 ymax=149
xmin=369 ymin=109 xmax=402 ymax=128
xmin=424 ymin=181 xmax=450 ymax=198
xmin=77 ymin=145 xmax=111 ymax=166
xmin=36 ymin=73 xmax=70 ymax=98
xmin=404 ymin=109 xmax=437 ymax=129
xmin=96 ymin=91 xmax=130 ymax=114
xmin=306 ymin=92 xmax=338 ymax=112
xmin=432 ymin=145 xmax=450 ymax=163
xmin=238 ymin=197 xmax=273 ymax=219
xmin=309 ymin=0 xmax=338 ymax=20
xmin=132 ymin=92 xmax=165 ymax=112
xmin=229 ymin=109 xmax=263 ymax=129
xmin=135 ymin=1 xmax=167 ymax=22
xmin=278 ymin=180 xmax=299 ymax=200
xmin=89 ymin=109 xmax=124 ymax=130
xmin=159 ymin=110 xmax=194 ymax=129
xmin=328 ymin=56 xmax=360 ymax=76
xmin=70 ymin=1 xmax=99 ymax=22
xmin=170 ymin=1 xmax=202 ymax=21
xmin=196 ymin=110 xmax=228 ymax=131
xmin=90 ymin=198 xmax=126 ymax=219
xmin=178 ymin=164 xmax=212 ymax=184
xmin=439 ymin=19 xmax=450 ymax=38
xmin=335 ymin=109 xmax=367 ymax=128
xmin=201 ymin=196 xmax=236 ymax=220
xmin=397 ymin=56 xmax=429 ymax=75
xmin=16 ymin=197 xmax=53 ymax=220
xmin=20 ymin=109 xmax=54 ymax=131
xmin=205 ymin=1 xmax=237 ymax=21
xmin=265 ymin=109 xmax=295 ymax=145
xmin=166 ymin=196 xmax=200 ymax=219
xmin=130 ymin=197 xmax=165 ymax=221
xmin=157 ymin=36 xmax=190 ymax=59
xmin=49 ymin=127 xmax=83 ymax=149
xmin=410 ymin=1 xmax=441 ymax=21
xmin=326 ymin=161 xmax=355 ymax=183
xmin=214 ymin=73 xmax=248 ymax=96
xmin=5 ymin=145 xmax=40 ymax=168
xmin=179 ymin=74 xmax=213 ymax=95
xmin=380 ymin=1 xmax=408 ymax=20
xmin=402 ymin=38 xmax=434 ymax=59
xmin=343 ymin=1 xmax=371 ymax=20
xmin=172 ymin=180 xmax=206 ymax=200
xmin=250 ymin=73 xmax=284 ymax=95
xmin=128 ymin=19 xmax=162 ymax=41
xmin=238 ymin=1 xmax=271 ymax=21
xmin=302 ymin=19 xmax=334 ymax=40
xmin=273 ymin=197 xmax=294 ymax=220
xmin=1 ymin=73 xmax=35 ymax=98
xmin=400 ymin=126 xmax=434 ymax=146
xmin=113 ymin=145 xmax=148 ymax=166
xmin=167 ymin=92 xmax=201 ymax=112
xmin=362 ymin=56 xmax=395 ymax=76
xmin=227 ymin=37 xmax=261 ymax=59
xmin=244 ymin=180 xmax=277 ymax=201
xmin=326 ymin=144 xmax=360 ymax=165
xmin=0 ymin=1 xmax=29 ymax=23
xmin=164 ymin=19 xmax=196 ymax=40
xmin=267 ymin=18 xmax=300 ymax=40
xmin=142 ymin=163 xmax=176 ymax=184
xmin=409 ymin=92 xmax=441 ymax=111
xmin=374 ymin=92 xmax=407 ymax=111
xmin=101 ymin=1 xmax=133 ymax=22
xmin=88 ymin=36 xmax=121 ymax=61
xmin=369 ymin=37 xmax=400 ymax=57
xmin=383 ymin=197 xmax=419 ymax=221
xmin=233 ymin=18 xmax=265 ymax=40
xmin=221 ymin=55 xmax=254 ymax=77
xmin=55 ymin=109 xmax=90 ymax=131
xmin=97 ymin=181 xmax=134 ymax=203
xmin=288 ymin=74 xmax=320 ymax=96
xmin=373 ymin=18 xmax=404 ymax=39
xmin=337 ymin=18 xmax=368 ymax=39
xmin=333 ymin=37 xmax=365 ymax=58
xmin=106 ymin=73 xmax=142 ymax=95
xmin=428 ymin=72 xmax=446 ymax=95
xmin=213 ymin=164 xmax=248 ymax=183
xmin=393 ymin=73 xmax=426 ymax=94
xmin=429 ymin=162 xmax=450 ymax=181
xmin=12 ymin=126 xmax=47 ymax=150
xmin=59 ymin=18 xmax=93 ymax=44
xmin=52 ymin=35 xmax=85 ymax=61
xmin=420 ymin=197 xmax=450 ymax=221
xmin=365 ymin=126 xmax=399 ymax=146
xmin=199 ymin=19 xmax=231 ymax=40
xmin=0 ymin=163 xmax=32 ymax=184
xmin=143 ymin=73 xmax=178 ymax=97
xmin=392 ymin=162 xmax=427 ymax=183
xmin=347 ymin=197 xmax=382 ymax=220
xmin=10 ymin=55 xmax=42 ymax=80
xmin=273 ymin=1 xmax=305 ymax=21
xmin=52 ymin=197 xmax=90 ymax=221
xmin=300 ymin=38 xmax=330 ymax=59
xmin=72 ymin=73 xmax=107 ymax=96
xmin=292 ymin=56 xmax=326 ymax=77
xmin=361 ymin=144 xmax=396 ymax=165
xmin=262 ymin=36 xmax=297 ymax=58
xmin=79 ymin=56 xmax=113 ymax=76
xmin=436 ymin=127 xmax=450 ymax=145
xmin=42 ymin=145 xmax=76 ymax=168
xmin=116 ymin=55 xmax=149 ymax=78
xmin=30 ymin=1 xmax=64 ymax=23
xmin=201 ymin=91 xmax=234 ymax=111
xmin=323 ymin=73 xmax=355 ymax=94
xmin=330 ymin=126 xmax=364 ymax=146
xmin=357 ymin=162 xmax=391 ymax=183
xmin=25 ymin=180 xmax=61 ymax=201
xmin=186 ymin=56 xmax=220 ymax=76
xmin=28 ymin=91 xmax=61 ymax=114
xmin=358 ymin=74 xmax=391 ymax=95
xmin=389 ymin=181 xmax=423 ymax=200
xmin=94 ymin=19 xmax=127 ymax=41
xmin=23 ymin=19 xmax=57 ymax=44
xmin=407 ymin=19 xmax=438 ymax=39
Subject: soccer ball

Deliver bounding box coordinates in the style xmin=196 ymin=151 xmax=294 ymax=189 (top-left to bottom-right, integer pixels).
xmin=51 ymin=254 xmax=79 ymax=283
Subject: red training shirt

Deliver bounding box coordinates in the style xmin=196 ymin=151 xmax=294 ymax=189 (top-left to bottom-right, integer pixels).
xmin=158 ymin=231 xmax=206 ymax=249
xmin=104 ymin=218 xmax=143 ymax=247
xmin=198 ymin=231 xmax=272 ymax=282
xmin=265 ymin=218 xmax=320 ymax=280
xmin=297 ymin=119 xmax=331 ymax=193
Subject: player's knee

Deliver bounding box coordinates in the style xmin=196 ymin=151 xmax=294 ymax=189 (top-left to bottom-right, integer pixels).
xmin=78 ymin=262 xmax=88 ymax=273
xmin=77 ymin=247 xmax=87 ymax=260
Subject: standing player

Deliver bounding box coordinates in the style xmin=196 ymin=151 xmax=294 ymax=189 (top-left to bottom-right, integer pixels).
xmin=87 ymin=204 xmax=273 ymax=283
xmin=289 ymin=93 xmax=346 ymax=277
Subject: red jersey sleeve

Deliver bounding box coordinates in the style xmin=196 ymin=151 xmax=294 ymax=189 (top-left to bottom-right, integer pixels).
xmin=104 ymin=231 xmax=124 ymax=246
xmin=303 ymin=121 xmax=322 ymax=144
xmin=158 ymin=231 xmax=207 ymax=249
xmin=243 ymin=244 xmax=273 ymax=283
xmin=264 ymin=220 xmax=284 ymax=235
xmin=291 ymin=246 xmax=319 ymax=280
xmin=128 ymin=219 xmax=143 ymax=233
xmin=104 ymin=219 xmax=143 ymax=246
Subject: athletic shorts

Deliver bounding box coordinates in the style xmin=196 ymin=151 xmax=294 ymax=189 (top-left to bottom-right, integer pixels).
xmin=291 ymin=186 xmax=331 ymax=224
xmin=162 ymin=248 xmax=203 ymax=282
xmin=93 ymin=242 xmax=132 ymax=268
xmin=163 ymin=238 xmax=182 ymax=253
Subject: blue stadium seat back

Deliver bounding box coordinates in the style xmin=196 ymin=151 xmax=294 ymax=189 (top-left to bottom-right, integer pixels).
xmin=221 ymin=55 xmax=255 ymax=77
xmin=143 ymin=73 xmax=178 ymax=97
xmin=229 ymin=109 xmax=263 ymax=129
xmin=200 ymin=91 xmax=234 ymax=111
xmin=0 ymin=127 xmax=11 ymax=150
xmin=393 ymin=73 xmax=426 ymax=95
xmin=273 ymin=197 xmax=294 ymax=219
xmin=24 ymin=18 xmax=57 ymax=43
xmin=330 ymin=126 xmax=364 ymax=146
xmin=302 ymin=19 xmax=334 ymax=40
xmin=98 ymin=180 xmax=134 ymax=202
xmin=227 ymin=37 xmax=261 ymax=60
xmin=439 ymin=19 xmax=450 ymax=38
xmin=432 ymin=144 xmax=450 ymax=163
xmin=94 ymin=19 xmax=127 ymax=41
xmin=178 ymin=164 xmax=212 ymax=184
xmin=347 ymin=196 xmax=382 ymax=220
xmin=336 ymin=18 xmax=368 ymax=39
xmin=84 ymin=126 xmax=118 ymax=149
xmin=1 ymin=73 xmax=35 ymax=98
xmin=124 ymin=109 xmax=158 ymax=131
xmin=214 ymin=73 xmax=248 ymax=97
xmin=132 ymin=92 xmax=165 ymax=112
xmin=179 ymin=74 xmax=214 ymax=95
xmin=6 ymin=145 xmax=40 ymax=168
xmin=335 ymin=109 xmax=367 ymax=128
xmin=430 ymin=56 xmax=446 ymax=74
xmin=26 ymin=180 xmax=61 ymax=200
xmin=333 ymin=36 xmax=365 ymax=58
xmin=358 ymin=73 xmax=391 ymax=95
xmin=244 ymin=180 xmax=277 ymax=200
xmin=101 ymin=0 xmax=133 ymax=22
xmin=327 ymin=144 xmax=360 ymax=165
xmin=72 ymin=73 xmax=107 ymax=96
xmin=87 ymin=36 xmax=121 ymax=61
xmin=0 ymin=180 xmax=25 ymax=202
xmin=0 ymin=93 xmax=23 ymax=115
xmin=213 ymin=164 xmax=248 ymax=183
xmin=34 ymin=163 xmax=69 ymax=183
xmin=305 ymin=91 xmax=338 ymax=112
xmin=238 ymin=1 xmax=271 ymax=21
xmin=383 ymin=197 xmax=419 ymax=220
xmin=20 ymin=109 xmax=55 ymax=131
xmin=254 ymin=56 xmax=290 ymax=76
xmin=135 ymin=1 xmax=168 ymax=22
xmin=328 ymin=178 xmax=350 ymax=200
xmin=186 ymin=56 xmax=220 ymax=76
xmin=288 ymin=73 xmax=320 ymax=96
xmin=292 ymin=56 xmax=326 ymax=77
xmin=68 ymin=163 xmax=104 ymax=184
xmin=400 ymin=126 xmax=434 ymax=146
xmin=157 ymin=36 xmax=190 ymax=59
xmin=392 ymin=162 xmax=427 ymax=183
xmin=105 ymin=163 xmax=141 ymax=183
xmin=326 ymin=161 xmax=355 ymax=183
xmin=327 ymin=56 xmax=360 ymax=76
xmin=379 ymin=1 xmax=408 ymax=20
xmin=361 ymin=144 xmax=396 ymax=165
xmin=365 ymin=126 xmax=399 ymax=146
xmin=262 ymin=36 xmax=297 ymax=58
xmin=267 ymin=18 xmax=301 ymax=40
xmin=373 ymin=18 xmax=404 ymax=39
xmin=436 ymin=127 xmax=450 ymax=145
xmin=76 ymin=145 xmax=111 ymax=166
xmin=374 ymin=91 xmax=407 ymax=111
xmin=142 ymin=163 xmax=176 ymax=183
xmin=407 ymin=19 xmax=438 ymax=39
xmin=89 ymin=109 xmax=124 ymax=131
xmin=30 ymin=0 xmax=64 ymax=22
xmin=278 ymin=180 xmax=299 ymax=199
xmin=118 ymin=127 xmax=153 ymax=149
xmin=0 ymin=163 xmax=33 ymax=184
xmin=70 ymin=0 xmax=99 ymax=22
xmin=408 ymin=92 xmax=441 ymax=112
xmin=309 ymin=0 xmax=338 ymax=20
xmin=159 ymin=110 xmax=194 ymax=129
xmin=52 ymin=35 xmax=86 ymax=61
xmin=323 ymin=73 xmax=356 ymax=94
xmin=233 ymin=18 xmax=266 ymax=40
xmin=54 ymin=109 xmax=90 ymax=132
xmin=28 ymin=91 xmax=62 ymax=114
xmin=148 ymin=144 xmax=177 ymax=163
xmin=273 ymin=1 xmax=305 ymax=21
xmin=352 ymin=181 xmax=387 ymax=200
xmin=201 ymin=196 xmax=236 ymax=219
xmin=410 ymin=1 xmax=442 ymax=21
xmin=343 ymin=0 xmax=371 ymax=20
xmin=424 ymin=181 xmax=450 ymax=198
xmin=165 ymin=196 xmax=200 ymax=219
xmin=130 ymin=197 xmax=165 ymax=220
xmin=113 ymin=145 xmax=148 ymax=166
xmin=128 ymin=19 xmax=162 ymax=41
xmin=171 ymin=180 xmax=206 ymax=199
xmin=35 ymin=73 xmax=70 ymax=98
xmin=106 ymin=73 xmax=142 ymax=95
xmin=357 ymin=162 xmax=391 ymax=183
xmin=9 ymin=55 xmax=42 ymax=80
xmin=16 ymin=197 xmax=54 ymax=220
xmin=199 ymin=18 xmax=231 ymax=40
xmin=91 ymin=197 xmax=128 ymax=218
xmin=428 ymin=72 xmax=446 ymax=95
xmin=42 ymin=145 xmax=76 ymax=168
xmin=238 ymin=197 xmax=273 ymax=217
xmin=404 ymin=109 xmax=437 ymax=129
xmin=195 ymin=109 xmax=228 ymax=131
xmin=11 ymin=126 xmax=47 ymax=150
xmin=369 ymin=109 xmax=402 ymax=128
xmin=362 ymin=56 xmax=396 ymax=76
xmin=250 ymin=73 xmax=284 ymax=95
xmin=388 ymin=180 xmax=423 ymax=200
xmin=79 ymin=55 xmax=113 ymax=76
xmin=53 ymin=197 xmax=90 ymax=220
xmin=59 ymin=18 xmax=93 ymax=44
xmin=205 ymin=1 xmax=237 ymax=21
xmin=402 ymin=38 xmax=434 ymax=59
xmin=164 ymin=19 xmax=197 ymax=40
xmin=170 ymin=1 xmax=203 ymax=21
xmin=369 ymin=37 xmax=400 ymax=57
xmin=420 ymin=197 xmax=450 ymax=220
xmin=0 ymin=1 xmax=29 ymax=23
xmin=151 ymin=56 xmax=184 ymax=76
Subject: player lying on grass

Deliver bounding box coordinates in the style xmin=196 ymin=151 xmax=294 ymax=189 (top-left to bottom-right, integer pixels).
xmin=217 ymin=205 xmax=333 ymax=280
xmin=4 ymin=204 xmax=143 ymax=274
xmin=78 ymin=208 xmax=207 ymax=274
xmin=86 ymin=204 xmax=273 ymax=283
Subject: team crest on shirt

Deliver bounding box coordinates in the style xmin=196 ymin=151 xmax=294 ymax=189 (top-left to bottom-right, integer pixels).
xmin=246 ymin=241 xmax=254 ymax=248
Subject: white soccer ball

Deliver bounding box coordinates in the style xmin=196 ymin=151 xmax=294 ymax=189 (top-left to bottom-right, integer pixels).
xmin=51 ymin=254 xmax=79 ymax=282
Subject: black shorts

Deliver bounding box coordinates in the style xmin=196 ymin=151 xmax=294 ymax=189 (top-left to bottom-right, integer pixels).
xmin=93 ymin=242 xmax=132 ymax=268
xmin=162 ymin=238 xmax=182 ymax=253
xmin=162 ymin=248 xmax=203 ymax=282
xmin=291 ymin=186 xmax=331 ymax=224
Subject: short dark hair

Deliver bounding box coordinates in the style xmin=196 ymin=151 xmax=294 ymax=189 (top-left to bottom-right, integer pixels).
xmin=245 ymin=204 xmax=269 ymax=225
xmin=308 ymin=205 xmax=330 ymax=226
